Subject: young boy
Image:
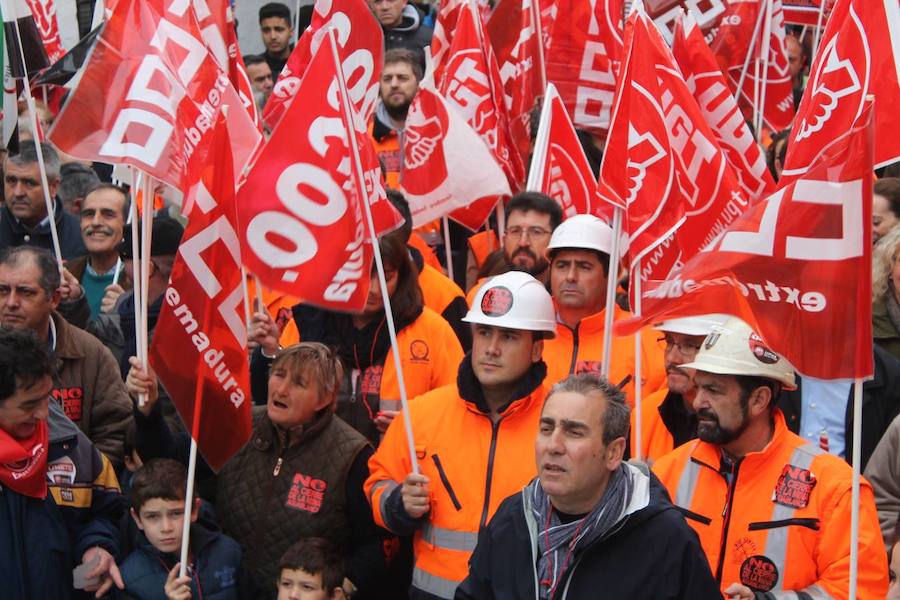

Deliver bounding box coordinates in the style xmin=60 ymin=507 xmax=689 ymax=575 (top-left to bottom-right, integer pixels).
xmin=120 ymin=459 xmax=241 ymax=599
xmin=277 ymin=538 xmax=347 ymax=600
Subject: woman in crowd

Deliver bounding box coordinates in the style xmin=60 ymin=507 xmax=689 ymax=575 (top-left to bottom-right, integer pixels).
xmin=874 ymin=178 xmax=900 ymax=245
xmin=873 ymin=226 xmax=900 ymax=360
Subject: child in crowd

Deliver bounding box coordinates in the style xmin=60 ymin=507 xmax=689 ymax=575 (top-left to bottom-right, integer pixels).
xmin=119 ymin=459 xmax=241 ymax=599
xmin=277 ymin=538 xmax=347 ymax=600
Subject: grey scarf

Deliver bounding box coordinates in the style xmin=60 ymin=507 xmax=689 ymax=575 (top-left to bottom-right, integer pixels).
xmin=530 ymin=464 xmax=634 ymax=599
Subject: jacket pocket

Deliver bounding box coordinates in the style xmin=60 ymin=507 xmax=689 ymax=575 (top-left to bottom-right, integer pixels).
xmin=675 ymin=506 xmax=712 ymax=525
xmin=748 ymin=517 xmax=820 ymax=531
xmin=431 ymin=454 xmax=462 ymax=511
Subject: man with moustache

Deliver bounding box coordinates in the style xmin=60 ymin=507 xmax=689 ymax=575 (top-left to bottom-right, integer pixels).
xmin=370 ymin=49 xmax=422 ymax=189
xmin=631 ymin=315 xmax=727 ymax=462
xmin=653 ymin=317 xmax=888 ymax=599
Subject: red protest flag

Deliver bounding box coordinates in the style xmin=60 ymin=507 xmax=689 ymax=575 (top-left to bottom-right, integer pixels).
xmin=544 ymin=0 xmax=623 ymax=140
xmin=262 ymin=0 xmax=383 ymax=131
xmin=431 ymin=0 xmax=464 ymax=84
xmin=616 ymin=103 xmax=875 ymax=381
xmin=47 ymin=0 xmax=250 ymax=192
xmin=782 ymin=0 xmax=900 ymax=180
xmin=149 ymin=115 xmax=252 ymax=471
xmin=236 ymin=36 xmax=373 ymax=311
xmin=487 ymin=0 xmax=545 ymax=157
xmin=400 ymin=85 xmax=511 ymax=227
xmin=24 ymin=0 xmax=63 ymax=62
xmin=672 ymin=11 xmax=776 ymax=201
xmin=529 ymin=83 xmax=596 ymax=218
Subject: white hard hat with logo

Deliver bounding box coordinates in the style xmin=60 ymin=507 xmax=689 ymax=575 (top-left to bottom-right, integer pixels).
xmin=653 ymin=314 xmax=730 ymax=336
xmin=682 ymin=317 xmax=797 ymax=390
xmin=463 ymin=271 xmax=557 ymax=338
xmin=545 ymin=214 xmax=614 ymax=257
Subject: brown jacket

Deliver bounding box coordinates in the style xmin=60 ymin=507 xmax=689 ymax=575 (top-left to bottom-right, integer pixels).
xmin=52 ymin=310 xmax=133 ymax=467
xmin=865 ymin=412 xmax=900 ymax=551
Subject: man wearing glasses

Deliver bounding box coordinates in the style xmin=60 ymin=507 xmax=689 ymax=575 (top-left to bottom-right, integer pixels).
xmin=0 ymin=143 xmax=86 ymax=260
xmin=631 ymin=315 xmax=727 ymax=463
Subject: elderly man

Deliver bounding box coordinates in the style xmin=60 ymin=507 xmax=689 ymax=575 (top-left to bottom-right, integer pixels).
xmin=369 ymin=0 xmax=433 ymax=57
xmin=653 ymin=317 xmax=888 ymax=598
xmin=456 ymin=372 xmax=720 ymax=598
xmin=0 ymin=246 xmax=133 ymax=467
xmin=367 ymin=271 xmax=558 ymax=599
xmin=0 ymin=142 xmax=85 ymax=259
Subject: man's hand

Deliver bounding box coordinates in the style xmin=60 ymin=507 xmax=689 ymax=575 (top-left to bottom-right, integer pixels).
xmin=126 ymin=356 xmax=159 ymax=414
xmin=374 ymin=410 xmax=399 ymax=434
xmin=59 ymin=268 xmax=85 ymax=302
xmin=724 ymin=583 xmax=755 ymax=600
xmin=249 ymin=311 xmax=280 ymax=356
xmin=100 ymin=283 xmax=125 ymax=314
xmin=81 ymin=547 xmax=123 ymax=598
xmin=401 ymin=473 xmax=431 ymax=519
xmin=165 ymin=563 xmax=193 ymax=600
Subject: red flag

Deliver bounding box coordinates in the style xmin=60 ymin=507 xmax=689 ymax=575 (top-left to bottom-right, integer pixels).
xmin=487 ymin=0 xmax=545 ymax=156
xmin=236 ymin=37 xmax=373 ymax=311
xmin=262 ymin=0 xmax=383 ymax=131
xmin=616 ymin=103 xmax=874 ymax=380
xmin=673 ymin=11 xmax=776 ymax=201
xmin=782 ymin=0 xmax=900 ymax=179
xmin=24 ymin=0 xmax=63 ymax=62
xmin=439 ymin=1 xmax=524 ymax=229
xmin=48 ymin=0 xmax=252 ymax=192
xmin=149 ymin=115 xmax=252 ymax=471
xmin=710 ymin=0 xmax=796 ymax=133
xmin=400 ymin=85 xmax=511 ymax=227
xmin=431 ymin=0 xmax=464 ymax=83
xmin=544 ymin=0 xmax=623 ymax=139
xmin=528 ymin=83 xmax=595 ymax=217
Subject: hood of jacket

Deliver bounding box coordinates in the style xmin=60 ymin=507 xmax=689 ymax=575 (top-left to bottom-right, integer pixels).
xmin=392 ymin=4 xmax=422 ymax=32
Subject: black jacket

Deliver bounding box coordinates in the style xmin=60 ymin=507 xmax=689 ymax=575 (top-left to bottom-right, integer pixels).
xmin=383 ymin=5 xmax=433 ymax=66
xmin=455 ymin=468 xmax=721 ymax=600
xmin=778 ymin=344 xmax=900 ymax=471
xmin=0 ymin=200 xmax=86 ymax=259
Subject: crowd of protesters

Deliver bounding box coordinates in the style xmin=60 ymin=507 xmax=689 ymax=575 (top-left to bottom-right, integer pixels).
xmin=1 ymin=1 xmax=900 ymax=599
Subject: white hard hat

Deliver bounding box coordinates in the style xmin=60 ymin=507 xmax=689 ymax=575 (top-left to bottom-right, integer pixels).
xmin=546 ymin=214 xmax=614 ymax=257
xmin=464 ymin=271 xmax=556 ymax=338
xmin=682 ymin=317 xmax=797 ymax=390
xmin=653 ymin=314 xmax=730 ymax=336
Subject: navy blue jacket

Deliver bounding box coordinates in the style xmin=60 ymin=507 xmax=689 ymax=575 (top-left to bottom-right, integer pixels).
xmin=120 ymin=522 xmax=241 ymax=600
xmin=0 ymin=199 xmax=86 ymax=260
xmin=0 ymin=402 xmax=124 ymax=599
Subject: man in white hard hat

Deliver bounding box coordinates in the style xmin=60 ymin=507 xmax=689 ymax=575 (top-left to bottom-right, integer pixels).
xmin=653 ymin=317 xmax=888 ymax=599
xmin=541 ymin=214 xmax=666 ymax=405
xmin=365 ymin=271 xmax=557 ymax=599
xmin=632 ymin=314 xmax=728 ymax=462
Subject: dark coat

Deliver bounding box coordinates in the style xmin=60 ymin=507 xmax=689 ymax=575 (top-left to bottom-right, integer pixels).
xmin=779 ymin=344 xmax=900 ymax=471
xmin=0 ymin=199 xmax=86 ymax=259
xmin=383 ymin=5 xmax=433 ymax=61
xmin=455 ymin=469 xmax=722 ymax=600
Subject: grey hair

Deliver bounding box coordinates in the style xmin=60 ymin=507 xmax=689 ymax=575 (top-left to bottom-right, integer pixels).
xmin=873 ymin=226 xmax=900 ymax=300
xmin=0 ymin=246 xmax=61 ymax=297
xmin=6 ymin=142 xmax=61 ymax=182
xmin=548 ymin=372 xmax=631 ymax=444
xmin=58 ymin=163 xmax=101 ymax=209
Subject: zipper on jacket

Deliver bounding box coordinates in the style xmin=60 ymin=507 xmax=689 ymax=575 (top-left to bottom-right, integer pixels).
xmin=479 ymin=420 xmax=502 ymax=528
xmin=567 ymin=324 xmax=580 ymax=375
xmin=748 ymin=517 xmax=820 ymax=531
xmin=431 ymin=454 xmax=462 ymax=511
xmin=273 ymin=456 xmax=283 ymax=476
xmin=714 ymin=458 xmax=742 ymax=583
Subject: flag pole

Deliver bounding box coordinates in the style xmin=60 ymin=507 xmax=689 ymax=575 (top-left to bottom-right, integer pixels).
xmin=138 ymin=174 xmax=154 ymax=407
xmin=128 ymin=177 xmax=146 ymax=407
xmin=811 ymin=0 xmax=827 ymax=63
xmin=529 ymin=0 xmax=547 ymax=90
xmin=240 ymin=267 xmax=251 ymax=330
xmin=736 ymin=1 xmax=767 ymax=110
xmin=525 ymin=83 xmax=553 ymax=191
xmin=848 ymin=379 xmax=862 ymax=600
xmin=496 ymin=203 xmax=506 ymax=238
xmin=755 ymin=0 xmax=773 ymax=136
xmin=601 ymin=207 xmax=622 ymax=378
xmin=253 ymin=275 xmax=265 ymax=314
xmin=329 ymin=27 xmax=419 ymax=474
xmin=442 ymin=216 xmax=454 ymax=282
xmin=632 ymin=261 xmax=642 ymax=461
xmin=178 ymin=372 xmax=205 ymax=578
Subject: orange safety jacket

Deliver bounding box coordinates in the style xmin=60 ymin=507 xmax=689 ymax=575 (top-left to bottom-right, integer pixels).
xmin=467 ymin=230 xmax=500 ymax=271
xmin=652 ymin=411 xmax=888 ymax=598
xmin=245 ymin=276 xmax=299 ymax=335
xmin=410 ymin=232 xmax=442 ymax=271
xmin=365 ymin=360 xmax=549 ymax=599
xmin=369 ymin=115 xmax=402 ymax=190
xmin=542 ymin=304 xmax=666 ymax=406
xmin=631 ymin=386 xmax=677 ymax=463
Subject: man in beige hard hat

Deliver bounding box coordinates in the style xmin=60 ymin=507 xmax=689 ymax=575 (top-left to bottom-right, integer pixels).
xmin=366 ymin=271 xmax=557 ymax=599
xmin=653 ymin=317 xmax=888 ymax=599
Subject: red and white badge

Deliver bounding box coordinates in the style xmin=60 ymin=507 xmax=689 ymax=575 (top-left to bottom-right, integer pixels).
xmin=772 ymin=464 xmax=817 ymax=509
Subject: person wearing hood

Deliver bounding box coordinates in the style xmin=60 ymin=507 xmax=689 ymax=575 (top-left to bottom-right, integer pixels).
xmin=369 ymin=0 xmax=433 ymax=61
xmin=455 ymin=372 xmax=720 ymax=599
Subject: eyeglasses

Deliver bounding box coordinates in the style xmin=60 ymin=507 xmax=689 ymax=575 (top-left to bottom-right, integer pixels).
xmin=656 ymin=335 xmax=702 ymax=357
xmin=506 ymin=226 xmax=551 ymax=240
xmin=4 ymin=175 xmax=41 ymax=190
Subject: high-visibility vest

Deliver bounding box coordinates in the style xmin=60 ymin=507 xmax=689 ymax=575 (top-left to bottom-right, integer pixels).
xmin=631 ymin=387 xmax=678 ymax=462
xmin=653 ymin=411 xmax=889 ymax=598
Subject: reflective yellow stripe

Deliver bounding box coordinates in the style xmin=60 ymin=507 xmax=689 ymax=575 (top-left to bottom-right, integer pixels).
xmin=93 ymin=453 xmax=121 ymax=492
xmin=368 ymin=480 xmax=399 ymax=521
xmin=675 ymin=457 xmax=702 ymax=508
xmin=412 ymin=566 xmax=460 ymax=599
xmin=422 ymin=523 xmax=479 ymax=552
xmin=380 ymin=398 xmax=402 ymax=412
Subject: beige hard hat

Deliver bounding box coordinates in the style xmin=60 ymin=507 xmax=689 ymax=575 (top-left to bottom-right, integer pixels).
xmin=653 ymin=314 xmax=730 ymax=336
xmin=682 ymin=317 xmax=797 ymax=390
xmin=545 ymin=214 xmax=614 ymax=257
xmin=464 ymin=271 xmax=556 ymax=338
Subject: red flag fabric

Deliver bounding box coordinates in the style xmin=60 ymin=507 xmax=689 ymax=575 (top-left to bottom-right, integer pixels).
xmin=431 ymin=0 xmax=464 ymax=84
xmin=673 ymin=11 xmax=776 ymax=202
xmin=236 ymin=37 xmax=373 ymax=311
xmin=400 ymin=85 xmax=511 ymax=227
xmin=710 ymin=0 xmax=796 ymax=133
xmin=782 ymin=0 xmax=900 ymax=179
xmin=48 ymin=0 xmax=253 ymax=192
xmin=616 ymin=104 xmax=874 ymax=381
xmin=439 ymin=1 xmax=524 ymax=230
xmin=24 ymin=0 xmax=63 ymax=62
xmin=262 ymin=0 xmax=383 ymax=131
xmin=529 ymin=83 xmax=595 ymax=218
xmin=487 ymin=0 xmax=545 ymax=156
xmin=544 ymin=0 xmax=623 ymax=139
xmin=149 ymin=115 xmax=252 ymax=471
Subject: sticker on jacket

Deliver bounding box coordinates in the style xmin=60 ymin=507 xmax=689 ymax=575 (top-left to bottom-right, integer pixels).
xmin=740 ymin=555 xmax=778 ymax=591
xmin=53 ymin=386 xmax=83 ymax=422
xmin=772 ymin=464 xmax=816 ymax=509
xmin=285 ymin=472 xmax=326 ymax=513
xmin=409 ymin=339 xmax=430 ymax=363
xmin=47 ymin=456 xmax=77 ymax=485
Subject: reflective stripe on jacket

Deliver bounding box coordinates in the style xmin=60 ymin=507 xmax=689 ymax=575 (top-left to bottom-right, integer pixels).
xmin=652 ymin=411 xmax=888 ymax=598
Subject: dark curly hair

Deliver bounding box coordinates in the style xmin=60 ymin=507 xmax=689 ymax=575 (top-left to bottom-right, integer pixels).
xmin=0 ymin=327 xmax=56 ymax=403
